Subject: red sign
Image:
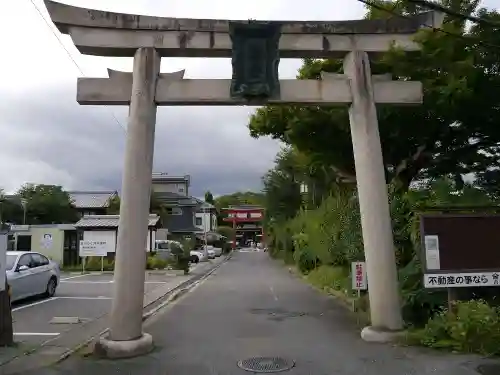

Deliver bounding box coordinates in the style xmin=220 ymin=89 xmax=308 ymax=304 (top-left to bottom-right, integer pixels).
xmin=351 ymin=262 xmax=367 ymax=290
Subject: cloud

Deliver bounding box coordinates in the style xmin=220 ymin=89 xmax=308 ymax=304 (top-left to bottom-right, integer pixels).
xmin=0 ymin=0 xmax=369 ymax=196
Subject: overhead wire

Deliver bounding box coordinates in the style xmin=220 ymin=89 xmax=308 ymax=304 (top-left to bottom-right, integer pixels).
xmin=356 ymin=0 xmax=500 ymax=50
xmin=405 ymin=0 xmax=500 ymax=28
xmin=28 ymin=0 xmax=127 ymax=133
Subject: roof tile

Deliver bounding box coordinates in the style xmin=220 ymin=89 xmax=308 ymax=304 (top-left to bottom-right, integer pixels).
xmin=75 ymin=214 xmax=160 ymax=228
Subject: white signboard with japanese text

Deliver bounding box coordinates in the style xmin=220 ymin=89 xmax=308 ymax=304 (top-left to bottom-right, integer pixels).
xmin=0 ymin=233 xmax=6 ymax=292
xmin=79 ymin=240 xmax=108 ymax=257
xmin=424 ymin=272 xmax=500 ymax=288
xmin=424 ymin=235 xmax=441 ymax=270
xmin=351 ymin=261 xmax=367 ymax=290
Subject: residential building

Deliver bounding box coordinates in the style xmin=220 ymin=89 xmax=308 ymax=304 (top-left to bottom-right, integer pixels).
xmin=9 ymin=224 xmax=77 ymax=266
xmin=68 ymin=191 xmax=118 ymax=218
xmin=151 ymin=173 xmax=200 ymax=238
xmin=194 ymin=199 xmax=217 ymax=233
xmin=223 ymin=205 xmax=265 ymax=248
xmin=75 ymin=214 xmax=161 ymax=256
xmin=151 ymin=173 xmax=190 ymax=196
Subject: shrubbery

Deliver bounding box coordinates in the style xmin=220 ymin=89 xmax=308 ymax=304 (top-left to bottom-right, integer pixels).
xmin=146 ymin=255 xmax=169 ymax=270
xmin=408 ymin=300 xmax=500 ymax=355
xmin=64 ymin=254 xmax=170 ymax=272
xmin=83 ymin=257 xmax=115 ymax=271
xmin=266 ymin=177 xmax=500 ymax=353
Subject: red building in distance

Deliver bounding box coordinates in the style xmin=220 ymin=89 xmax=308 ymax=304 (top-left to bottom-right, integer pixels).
xmin=223 ymin=205 xmax=264 ymax=249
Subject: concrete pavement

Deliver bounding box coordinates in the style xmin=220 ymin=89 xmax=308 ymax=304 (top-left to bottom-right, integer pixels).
xmin=1 ymin=257 xmax=226 ymax=374
xmin=10 ymin=266 xmax=196 ymax=347
xmin=20 ymin=251 xmax=493 ymax=375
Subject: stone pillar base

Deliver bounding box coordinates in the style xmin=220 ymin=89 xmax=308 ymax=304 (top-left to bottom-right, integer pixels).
xmin=94 ymin=333 xmax=153 ymax=359
xmin=361 ymin=326 xmax=405 ymax=343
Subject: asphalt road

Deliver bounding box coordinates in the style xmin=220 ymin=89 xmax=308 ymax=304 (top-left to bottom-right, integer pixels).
xmin=10 ymin=263 xmax=203 ymax=347
xmin=47 ymin=250 xmax=484 ymax=375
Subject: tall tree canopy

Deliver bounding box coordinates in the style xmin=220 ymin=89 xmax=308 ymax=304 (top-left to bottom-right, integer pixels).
xmin=249 ymin=0 xmax=500 ymax=192
xmin=17 ymin=184 xmax=78 ymax=224
xmin=204 ymin=191 xmax=215 ymax=205
xmin=214 ymin=191 xmax=265 ymax=225
xmin=213 ymin=192 xmax=264 ymax=212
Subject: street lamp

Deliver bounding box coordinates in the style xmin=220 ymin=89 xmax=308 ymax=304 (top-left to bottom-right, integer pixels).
xmin=20 ymin=199 xmax=27 ymax=225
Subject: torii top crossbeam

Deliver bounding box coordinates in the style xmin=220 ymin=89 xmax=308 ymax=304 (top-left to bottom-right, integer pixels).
xmin=44 ymin=0 xmax=443 ymax=58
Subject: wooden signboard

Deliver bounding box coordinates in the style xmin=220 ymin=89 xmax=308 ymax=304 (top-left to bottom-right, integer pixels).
xmin=420 ymin=214 xmax=500 ymax=288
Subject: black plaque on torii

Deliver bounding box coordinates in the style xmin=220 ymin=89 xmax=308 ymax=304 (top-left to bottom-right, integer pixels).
xmin=229 ymin=21 xmax=281 ymax=102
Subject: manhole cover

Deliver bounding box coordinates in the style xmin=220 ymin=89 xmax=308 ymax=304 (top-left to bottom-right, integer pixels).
xmin=237 ymin=356 xmax=295 ymax=373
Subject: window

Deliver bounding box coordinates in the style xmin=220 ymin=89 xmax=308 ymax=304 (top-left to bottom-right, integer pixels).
xmin=31 ymin=253 xmax=49 ymax=267
xmin=5 ymin=255 xmax=17 ymax=270
xmin=165 ymin=207 xmax=182 ymax=215
xmin=17 ymin=254 xmax=33 ymax=268
xmin=196 ymin=217 xmax=202 ymax=226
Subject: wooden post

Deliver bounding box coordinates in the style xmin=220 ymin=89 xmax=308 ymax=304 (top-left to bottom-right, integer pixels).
xmin=0 ymin=277 xmax=13 ymax=346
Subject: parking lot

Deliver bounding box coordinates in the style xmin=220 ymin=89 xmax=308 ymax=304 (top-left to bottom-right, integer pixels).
xmin=10 ymin=270 xmax=194 ymax=346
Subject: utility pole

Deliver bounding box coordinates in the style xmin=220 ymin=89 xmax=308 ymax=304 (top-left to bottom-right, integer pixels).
xmin=21 ymin=199 xmax=27 ymax=225
xmin=0 ymin=233 xmax=13 ymax=346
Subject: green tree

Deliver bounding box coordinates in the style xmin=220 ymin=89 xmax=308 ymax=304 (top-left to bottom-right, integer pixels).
xmin=17 ymin=184 xmax=78 ymax=224
xmin=0 ymin=190 xmax=24 ymax=226
xmin=214 ymin=191 xmax=264 ymax=212
xmin=107 ymin=192 xmax=166 ymax=217
xmin=214 ymin=191 xmax=265 ymax=226
xmin=262 ymin=147 xmax=304 ymax=220
xmin=107 ymin=195 xmax=121 ymax=214
xmin=204 ymin=191 xmax=215 ymax=205
xmin=249 ymin=0 xmax=500 ymax=191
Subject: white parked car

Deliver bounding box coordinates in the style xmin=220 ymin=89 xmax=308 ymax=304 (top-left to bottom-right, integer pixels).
xmin=212 ymin=247 xmax=223 ymax=257
xmin=190 ymin=250 xmax=208 ymax=263
xmin=6 ymin=251 xmax=60 ymax=303
xmin=202 ymin=245 xmax=217 ymax=259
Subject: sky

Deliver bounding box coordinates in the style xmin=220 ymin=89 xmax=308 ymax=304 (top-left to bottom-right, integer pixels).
xmin=0 ymin=0 xmax=498 ymax=197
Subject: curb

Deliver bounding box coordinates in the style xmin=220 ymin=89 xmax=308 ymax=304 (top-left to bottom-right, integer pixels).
xmin=57 ymin=251 xmax=232 ymax=363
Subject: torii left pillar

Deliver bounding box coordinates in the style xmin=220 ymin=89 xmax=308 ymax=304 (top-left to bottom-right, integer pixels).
xmin=94 ymin=47 xmax=160 ymax=358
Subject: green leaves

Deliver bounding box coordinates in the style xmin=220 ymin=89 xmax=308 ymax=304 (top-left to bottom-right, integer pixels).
xmin=249 ymin=0 xmax=500 ymax=192
xmin=17 ymin=184 xmax=78 ymax=224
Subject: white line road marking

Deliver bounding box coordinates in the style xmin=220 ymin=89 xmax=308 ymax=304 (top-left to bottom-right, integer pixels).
xmin=14 ymin=332 xmax=60 ymax=336
xmin=62 ymin=281 xmax=167 ymax=284
xmin=56 ymin=296 xmax=112 ymax=300
xmin=110 ymin=281 xmax=167 ymax=284
xmin=12 ymin=297 xmax=59 ymax=312
xmin=60 ymin=274 xmax=91 ymax=281
xmin=61 ymin=281 xmax=111 ymax=284
xmin=269 ymin=286 xmax=279 ymax=301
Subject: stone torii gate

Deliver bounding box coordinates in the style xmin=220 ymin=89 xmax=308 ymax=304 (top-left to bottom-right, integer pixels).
xmin=44 ymin=0 xmax=443 ymax=358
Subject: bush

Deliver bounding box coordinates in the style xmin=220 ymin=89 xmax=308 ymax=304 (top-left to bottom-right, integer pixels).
xmin=307 ymin=265 xmax=348 ymax=292
xmin=146 ymin=256 xmax=168 ymax=270
xmin=410 ymin=300 xmax=500 ymax=355
xmin=83 ymin=257 xmax=114 ymax=271
xmin=265 ymin=177 xmax=500 ymax=334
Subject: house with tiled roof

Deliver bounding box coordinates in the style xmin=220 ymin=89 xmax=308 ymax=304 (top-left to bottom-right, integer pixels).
xmin=68 ymin=191 xmax=118 ymax=218
xmin=151 ymin=173 xmax=202 ymax=238
xmin=74 ymin=214 xmax=161 ymax=253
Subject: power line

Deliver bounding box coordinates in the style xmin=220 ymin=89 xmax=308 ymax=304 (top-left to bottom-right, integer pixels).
xmin=357 ymin=0 xmax=500 ymax=50
xmin=28 ymin=0 xmax=127 ymax=133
